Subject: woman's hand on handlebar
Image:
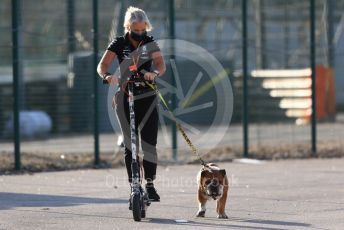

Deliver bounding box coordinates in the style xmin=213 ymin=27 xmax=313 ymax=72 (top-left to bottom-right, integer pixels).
xmin=105 ymin=75 xmax=119 ymax=85
xmin=143 ymin=72 xmax=158 ymax=81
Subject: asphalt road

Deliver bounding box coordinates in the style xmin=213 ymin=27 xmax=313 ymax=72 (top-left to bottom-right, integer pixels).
xmin=0 ymin=158 xmax=343 ymax=230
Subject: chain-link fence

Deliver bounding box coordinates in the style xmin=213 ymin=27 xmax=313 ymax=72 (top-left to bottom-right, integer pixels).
xmin=1 ymin=0 xmax=344 ymax=172
xmin=239 ymin=0 xmax=344 ymax=159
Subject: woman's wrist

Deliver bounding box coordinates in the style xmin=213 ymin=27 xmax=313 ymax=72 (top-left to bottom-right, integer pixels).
xmin=101 ymin=72 xmax=111 ymax=80
xmin=152 ymin=70 xmax=160 ymax=77
xmin=101 ymin=72 xmax=112 ymax=84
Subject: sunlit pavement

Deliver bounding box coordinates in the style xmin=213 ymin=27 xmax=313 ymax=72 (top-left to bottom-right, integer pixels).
xmin=0 ymin=158 xmax=343 ymax=230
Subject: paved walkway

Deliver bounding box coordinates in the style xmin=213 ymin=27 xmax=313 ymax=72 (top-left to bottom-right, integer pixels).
xmin=1 ymin=158 xmax=343 ymax=229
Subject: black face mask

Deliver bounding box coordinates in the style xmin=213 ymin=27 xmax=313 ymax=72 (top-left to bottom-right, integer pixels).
xmin=130 ymin=31 xmax=147 ymax=42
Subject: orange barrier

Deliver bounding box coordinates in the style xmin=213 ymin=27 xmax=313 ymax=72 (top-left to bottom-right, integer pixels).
xmin=315 ymin=65 xmax=336 ymax=121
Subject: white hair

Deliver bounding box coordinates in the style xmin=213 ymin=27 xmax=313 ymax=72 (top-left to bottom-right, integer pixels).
xmin=123 ymin=6 xmax=153 ymax=33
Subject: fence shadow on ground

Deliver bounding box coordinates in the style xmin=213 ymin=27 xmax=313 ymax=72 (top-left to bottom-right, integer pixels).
xmin=0 ymin=192 xmax=126 ymax=210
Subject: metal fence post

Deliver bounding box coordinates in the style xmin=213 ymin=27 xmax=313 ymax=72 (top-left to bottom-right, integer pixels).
xmin=168 ymin=0 xmax=177 ymax=161
xmin=93 ymin=0 xmax=100 ymax=165
xmin=116 ymin=0 xmax=126 ymax=36
xmin=67 ymin=0 xmax=75 ymax=54
xmin=326 ymin=0 xmax=334 ymax=68
xmin=310 ymin=0 xmax=317 ymax=155
xmin=12 ymin=0 xmax=21 ymax=170
xmin=242 ymin=0 xmax=249 ymax=158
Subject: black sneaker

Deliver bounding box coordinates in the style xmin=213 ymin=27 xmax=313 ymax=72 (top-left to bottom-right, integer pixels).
xmin=145 ymin=183 xmax=160 ymax=202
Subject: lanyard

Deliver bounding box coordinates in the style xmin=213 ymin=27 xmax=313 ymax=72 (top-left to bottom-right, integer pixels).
xmin=130 ymin=41 xmax=143 ymax=72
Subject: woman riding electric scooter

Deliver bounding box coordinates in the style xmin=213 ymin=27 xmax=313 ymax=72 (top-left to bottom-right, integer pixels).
xmin=97 ymin=6 xmax=166 ymax=204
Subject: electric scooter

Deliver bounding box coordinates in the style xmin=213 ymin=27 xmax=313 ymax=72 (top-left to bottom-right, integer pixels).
xmin=127 ymin=71 xmax=151 ymax=221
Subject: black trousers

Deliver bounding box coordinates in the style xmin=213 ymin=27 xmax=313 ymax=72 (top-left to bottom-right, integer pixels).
xmin=115 ymin=89 xmax=158 ymax=183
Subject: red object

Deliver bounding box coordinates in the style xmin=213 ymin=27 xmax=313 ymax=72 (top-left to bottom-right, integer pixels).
xmin=315 ymin=65 xmax=336 ymax=121
xmin=129 ymin=64 xmax=137 ymax=72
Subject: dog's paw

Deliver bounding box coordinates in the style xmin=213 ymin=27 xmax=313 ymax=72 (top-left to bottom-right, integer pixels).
xmin=196 ymin=211 xmax=205 ymax=217
xmin=217 ymin=213 xmax=228 ymax=219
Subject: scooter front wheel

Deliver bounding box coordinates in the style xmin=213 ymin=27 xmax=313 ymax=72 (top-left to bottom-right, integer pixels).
xmin=132 ymin=193 xmax=141 ymax=221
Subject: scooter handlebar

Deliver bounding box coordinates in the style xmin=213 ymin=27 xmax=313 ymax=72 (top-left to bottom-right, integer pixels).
xmin=128 ymin=71 xmax=155 ymax=84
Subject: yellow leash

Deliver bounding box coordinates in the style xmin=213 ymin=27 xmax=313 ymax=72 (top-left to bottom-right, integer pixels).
xmin=145 ymin=81 xmax=207 ymax=166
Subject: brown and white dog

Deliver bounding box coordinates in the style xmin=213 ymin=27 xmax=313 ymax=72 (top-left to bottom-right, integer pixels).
xmin=196 ymin=163 xmax=229 ymax=219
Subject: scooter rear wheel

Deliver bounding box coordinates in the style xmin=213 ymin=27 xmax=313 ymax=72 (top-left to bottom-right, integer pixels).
xmin=141 ymin=209 xmax=146 ymax=218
